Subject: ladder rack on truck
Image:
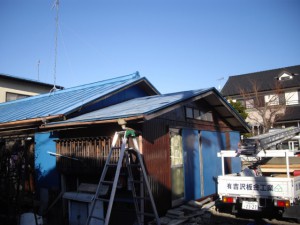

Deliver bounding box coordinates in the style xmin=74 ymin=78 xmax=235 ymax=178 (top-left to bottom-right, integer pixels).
xmin=240 ymin=127 xmax=300 ymax=154
xmin=217 ymin=128 xmax=300 ymax=222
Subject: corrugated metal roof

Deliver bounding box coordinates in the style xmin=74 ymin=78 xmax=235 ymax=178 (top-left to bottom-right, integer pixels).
xmin=59 ymin=89 xmax=206 ymax=123
xmin=0 ymin=72 xmax=151 ymax=123
xmin=52 ymin=88 xmax=250 ymax=133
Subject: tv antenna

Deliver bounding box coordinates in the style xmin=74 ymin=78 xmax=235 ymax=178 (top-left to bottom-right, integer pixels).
xmin=217 ymin=77 xmax=224 ymax=91
xmin=51 ymin=0 xmax=60 ymax=92
xmin=37 ymin=60 xmax=40 ymax=81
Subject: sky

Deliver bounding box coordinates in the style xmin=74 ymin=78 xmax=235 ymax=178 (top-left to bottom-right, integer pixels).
xmin=0 ymin=0 xmax=299 ymax=94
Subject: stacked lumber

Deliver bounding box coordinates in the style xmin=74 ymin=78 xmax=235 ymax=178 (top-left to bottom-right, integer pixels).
xmin=260 ymin=157 xmax=300 ymax=174
xmin=260 ymin=164 xmax=300 ymax=173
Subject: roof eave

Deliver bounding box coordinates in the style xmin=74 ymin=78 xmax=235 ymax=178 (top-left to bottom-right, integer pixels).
xmin=41 ymin=115 xmax=145 ymax=131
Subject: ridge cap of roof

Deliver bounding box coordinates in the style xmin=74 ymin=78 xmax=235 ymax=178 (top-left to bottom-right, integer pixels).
xmin=63 ymin=72 xmax=140 ymax=91
xmin=228 ymin=65 xmax=300 ymax=78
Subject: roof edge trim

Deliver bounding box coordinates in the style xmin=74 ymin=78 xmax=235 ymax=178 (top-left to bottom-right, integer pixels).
xmin=41 ymin=115 xmax=144 ymax=130
xmin=0 ymin=114 xmax=64 ymax=129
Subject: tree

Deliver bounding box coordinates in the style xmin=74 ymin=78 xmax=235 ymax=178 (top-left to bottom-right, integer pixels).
xmin=229 ymin=100 xmax=248 ymax=120
xmin=238 ymin=80 xmax=288 ymax=134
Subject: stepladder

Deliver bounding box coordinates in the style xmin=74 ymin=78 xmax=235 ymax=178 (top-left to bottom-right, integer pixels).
xmin=86 ymin=130 xmax=161 ymax=225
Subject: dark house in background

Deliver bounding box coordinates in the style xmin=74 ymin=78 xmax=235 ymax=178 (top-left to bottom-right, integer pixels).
xmin=222 ymin=65 xmax=300 ymax=133
xmin=0 ymin=72 xmax=249 ymax=224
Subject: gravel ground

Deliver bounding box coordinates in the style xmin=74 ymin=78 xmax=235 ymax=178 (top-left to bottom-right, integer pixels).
xmin=209 ymin=205 xmax=300 ymax=225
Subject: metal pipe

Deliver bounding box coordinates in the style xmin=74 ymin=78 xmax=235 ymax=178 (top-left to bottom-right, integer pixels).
xmin=47 ymin=151 xmax=79 ymax=161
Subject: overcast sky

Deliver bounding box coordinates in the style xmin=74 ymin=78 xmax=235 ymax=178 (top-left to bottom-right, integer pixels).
xmin=0 ymin=0 xmax=299 ymax=93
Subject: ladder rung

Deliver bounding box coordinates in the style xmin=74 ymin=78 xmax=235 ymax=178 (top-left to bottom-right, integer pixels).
xmin=101 ymin=180 xmax=114 ymax=185
xmin=86 ymin=131 xmax=160 ymax=225
xmin=89 ymin=215 xmax=105 ymax=221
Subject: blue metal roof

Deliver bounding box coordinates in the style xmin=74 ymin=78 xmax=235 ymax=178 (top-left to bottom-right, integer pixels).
xmin=57 ymin=89 xmax=211 ymax=122
xmin=0 ymin=72 xmax=155 ymax=123
xmin=50 ymin=87 xmax=250 ymax=132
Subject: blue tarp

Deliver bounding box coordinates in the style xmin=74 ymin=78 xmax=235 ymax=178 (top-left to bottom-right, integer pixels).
xmin=35 ymin=132 xmax=60 ymax=190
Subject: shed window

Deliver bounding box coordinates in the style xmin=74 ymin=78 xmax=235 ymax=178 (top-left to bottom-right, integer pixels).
xmin=186 ymin=107 xmax=193 ymax=118
xmin=185 ymin=107 xmax=213 ymax=122
xmin=193 ymin=109 xmax=201 ymax=120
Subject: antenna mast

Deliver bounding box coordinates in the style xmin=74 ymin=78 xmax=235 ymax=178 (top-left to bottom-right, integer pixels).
xmin=37 ymin=60 xmax=40 ymax=81
xmin=52 ymin=0 xmax=60 ymax=91
xmin=217 ymin=77 xmax=224 ymax=91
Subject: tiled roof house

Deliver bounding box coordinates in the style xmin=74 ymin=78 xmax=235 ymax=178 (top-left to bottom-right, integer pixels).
xmin=222 ymin=65 xmax=300 ymax=133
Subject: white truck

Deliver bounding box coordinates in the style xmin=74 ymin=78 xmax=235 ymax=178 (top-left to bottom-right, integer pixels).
xmin=217 ymin=128 xmax=300 ymax=222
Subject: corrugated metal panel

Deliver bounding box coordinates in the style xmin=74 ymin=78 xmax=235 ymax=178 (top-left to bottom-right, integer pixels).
xmin=55 ymin=89 xmax=207 ymax=123
xmin=0 ymin=73 xmax=153 ymax=123
xmin=47 ymin=87 xmax=250 ymax=133
xmin=142 ymin=119 xmax=171 ymax=214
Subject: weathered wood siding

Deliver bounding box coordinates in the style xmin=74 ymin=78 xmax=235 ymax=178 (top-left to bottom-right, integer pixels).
xmin=140 ymin=101 xmax=236 ymax=213
xmin=54 ymin=100 xmax=237 ymax=215
xmin=56 ymin=137 xmax=117 ymax=174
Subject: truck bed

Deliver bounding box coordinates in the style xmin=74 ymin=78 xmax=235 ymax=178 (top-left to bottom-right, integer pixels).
xmin=218 ymin=174 xmax=300 ymax=202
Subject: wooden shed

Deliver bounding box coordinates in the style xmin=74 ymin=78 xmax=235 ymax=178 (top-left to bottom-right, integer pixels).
xmin=0 ymin=73 xmax=249 ymax=224
xmin=44 ymin=88 xmax=249 ymax=217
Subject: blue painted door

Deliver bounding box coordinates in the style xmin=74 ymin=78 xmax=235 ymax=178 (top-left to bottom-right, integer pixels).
xmin=201 ymin=131 xmax=225 ymax=197
xmin=182 ymin=129 xmax=240 ymax=199
xmin=182 ymin=129 xmax=201 ymax=200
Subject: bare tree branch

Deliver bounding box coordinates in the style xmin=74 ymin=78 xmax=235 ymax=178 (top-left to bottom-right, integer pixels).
xmin=237 ymin=79 xmax=288 ymax=134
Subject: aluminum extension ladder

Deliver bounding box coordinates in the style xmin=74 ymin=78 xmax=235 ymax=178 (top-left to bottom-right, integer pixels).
xmin=241 ymin=127 xmax=300 ymax=154
xmin=85 ymin=130 xmax=161 ymax=225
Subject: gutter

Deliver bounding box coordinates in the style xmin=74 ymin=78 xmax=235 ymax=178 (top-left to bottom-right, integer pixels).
xmin=40 ymin=115 xmax=144 ymax=130
xmin=0 ymin=114 xmax=65 ymax=129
